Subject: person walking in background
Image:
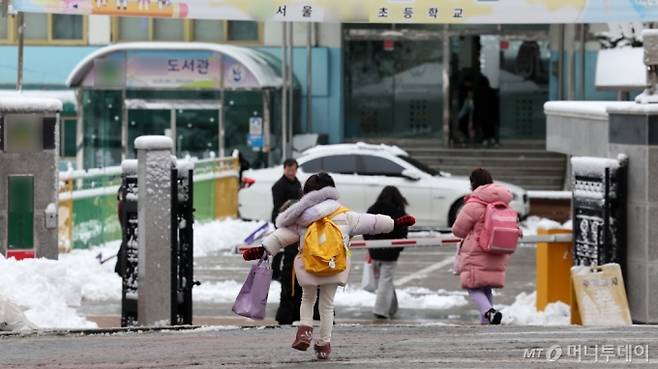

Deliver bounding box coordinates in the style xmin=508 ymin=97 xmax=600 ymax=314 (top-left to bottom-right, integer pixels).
xmin=451 ymin=168 xmax=514 ymax=325
xmin=270 ymin=159 xmax=302 ymax=281
xmin=364 ymin=186 xmax=410 ymax=320
xmin=243 ymin=172 xmax=415 ymax=360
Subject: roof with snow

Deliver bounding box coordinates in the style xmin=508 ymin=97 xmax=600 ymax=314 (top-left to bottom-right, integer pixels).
xmin=0 ymin=94 xmax=63 ymax=113
xmin=301 ymin=142 xmax=409 ymax=157
xmin=66 ymin=42 xmax=283 ymax=89
xmin=0 ymin=90 xmax=76 ymax=114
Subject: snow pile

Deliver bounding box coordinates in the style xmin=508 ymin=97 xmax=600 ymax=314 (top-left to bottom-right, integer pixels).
xmin=58 ymin=241 xmax=122 ymax=301
xmin=194 ymin=218 xmax=263 ymax=256
xmin=500 ymin=291 xmax=570 ymax=326
xmin=527 ymin=191 xmax=572 ymax=200
xmin=0 ymin=295 xmax=37 ymax=331
xmin=134 ymin=135 xmax=173 ymax=150
xmin=194 ymin=280 xmax=468 ymax=310
xmin=521 ymin=216 xmax=571 ymax=236
xmin=0 ymin=255 xmax=99 ymax=329
xmin=335 ymin=286 xmax=468 ymax=310
xmin=571 ymin=156 xmax=621 ymax=177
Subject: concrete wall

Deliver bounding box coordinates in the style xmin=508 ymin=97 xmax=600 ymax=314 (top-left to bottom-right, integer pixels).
xmin=545 ymin=102 xmax=612 ymax=157
xmin=547 ymin=101 xmax=658 ymax=323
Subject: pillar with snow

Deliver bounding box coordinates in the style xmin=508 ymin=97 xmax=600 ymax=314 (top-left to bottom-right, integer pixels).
xmin=0 ymin=95 xmax=61 ymax=260
xmin=545 ymin=29 xmax=658 ymax=323
xmin=135 ymin=135 xmax=173 ymax=326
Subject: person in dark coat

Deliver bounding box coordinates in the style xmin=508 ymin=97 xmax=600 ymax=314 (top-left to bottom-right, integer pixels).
xmin=114 ymin=184 xmax=127 ymax=277
xmin=364 ymin=186 xmax=410 ymax=319
xmin=274 ymin=200 xmax=303 ymax=325
xmin=270 ymin=159 xmax=302 ymax=295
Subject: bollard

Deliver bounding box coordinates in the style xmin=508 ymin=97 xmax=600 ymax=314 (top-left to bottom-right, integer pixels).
xmin=535 ymin=228 xmax=573 ymax=312
xmin=171 ymin=159 xmax=196 ymax=325
xmin=120 ymin=159 xmax=139 ymax=327
xmin=135 ymin=136 xmax=174 ymax=326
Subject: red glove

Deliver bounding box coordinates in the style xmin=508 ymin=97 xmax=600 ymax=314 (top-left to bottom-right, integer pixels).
xmin=243 ymin=246 xmax=266 ymax=261
xmin=394 ymin=215 xmax=416 ymax=227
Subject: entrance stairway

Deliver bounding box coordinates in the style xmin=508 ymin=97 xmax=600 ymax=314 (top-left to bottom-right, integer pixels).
xmin=354 ymin=139 xmax=567 ymax=191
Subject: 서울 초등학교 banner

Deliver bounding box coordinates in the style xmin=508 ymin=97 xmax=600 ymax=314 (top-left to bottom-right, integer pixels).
xmin=9 ymin=0 xmax=658 ymax=23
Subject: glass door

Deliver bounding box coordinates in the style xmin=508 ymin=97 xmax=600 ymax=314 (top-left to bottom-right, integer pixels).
xmin=344 ymin=39 xmax=444 ymax=139
xmin=175 ymin=109 xmax=219 ymax=159
xmin=449 ymin=34 xmax=550 ymax=144
xmin=126 ymin=109 xmax=171 ymax=157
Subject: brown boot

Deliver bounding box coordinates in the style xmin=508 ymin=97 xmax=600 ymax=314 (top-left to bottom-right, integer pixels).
xmin=291 ymin=325 xmax=313 ymax=351
xmin=314 ymin=342 xmax=331 ymax=360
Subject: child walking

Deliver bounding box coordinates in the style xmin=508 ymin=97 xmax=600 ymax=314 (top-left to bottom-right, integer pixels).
xmin=243 ymin=172 xmax=415 ymax=360
xmin=451 ymin=168 xmax=514 ymax=325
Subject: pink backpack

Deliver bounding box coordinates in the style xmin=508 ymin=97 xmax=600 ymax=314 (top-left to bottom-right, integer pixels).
xmin=468 ymin=198 xmax=521 ymax=254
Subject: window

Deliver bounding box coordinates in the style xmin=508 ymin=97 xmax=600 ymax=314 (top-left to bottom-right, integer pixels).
xmin=116 ymin=17 xmax=150 ymax=41
xmin=113 ymin=18 xmax=261 ymax=44
xmin=0 ymin=14 xmax=87 ymax=44
xmin=359 ymin=155 xmax=404 ymax=176
xmin=52 ymin=14 xmax=83 ymax=40
xmin=227 ymin=21 xmax=259 ymax=41
xmin=24 ymin=14 xmax=48 ymax=39
xmin=60 ymin=118 xmax=77 ymax=158
xmin=153 ymin=18 xmax=185 ymax=41
xmin=0 ymin=15 xmax=9 ymax=41
xmin=322 ymin=155 xmax=358 ymax=174
xmin=397 ymin=155 xmax=438 ymax=176
xmin=193 ymin=20 xmax=225 ymax=42
xmin=300 ymin=158 xmax=322 ymax=173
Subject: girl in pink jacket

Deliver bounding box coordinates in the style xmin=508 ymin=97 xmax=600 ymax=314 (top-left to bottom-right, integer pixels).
xmin=243 ymin=172 xmax=415 ymax=360
xmin=451 ymin=168 xmax=513 ymax=325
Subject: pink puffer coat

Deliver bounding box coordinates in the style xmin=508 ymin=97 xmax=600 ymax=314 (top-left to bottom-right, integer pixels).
xmin=261 ymin=187 xmax=394 ymax=287
xmin=451 ymin=183 xmax=513 ymax=289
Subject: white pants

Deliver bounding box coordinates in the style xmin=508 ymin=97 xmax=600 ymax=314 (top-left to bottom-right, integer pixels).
xmin=373 ymin=261 xmax=398 ymax=318
xmin=300 ymin=284 xmax=337 ymax=343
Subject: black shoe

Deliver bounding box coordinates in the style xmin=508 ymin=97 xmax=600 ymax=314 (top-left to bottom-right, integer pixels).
xmin=484 ymin=308 xmax=502 ymax=325
xmin=373 ymin=313 xmax=388 ymax=320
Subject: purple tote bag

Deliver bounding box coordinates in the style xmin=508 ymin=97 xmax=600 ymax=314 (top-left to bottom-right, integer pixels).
xmin=232 ymin=254 xmax=272 ymax=320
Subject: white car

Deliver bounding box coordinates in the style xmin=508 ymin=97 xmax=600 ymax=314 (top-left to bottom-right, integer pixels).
xmin=239 ymin=143 xmax=529 ymax=227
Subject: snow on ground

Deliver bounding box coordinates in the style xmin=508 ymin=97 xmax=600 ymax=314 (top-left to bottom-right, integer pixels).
xmin=0 ymin=254 xmax=99 ymax=329
xmin=0 ymin=219 xmax=262 ymax=329
xmin=194 ymin=278 xmax=468 ymax=310
xmin=194 ymin=218 xmax=264 ymax=256
xmin=500 ymin=291 xmax=570 ymax=326
xmin=0 ymin=217 xmax=575 ymax=329
xmin=520 ymin=216 xmax=572 ymax=236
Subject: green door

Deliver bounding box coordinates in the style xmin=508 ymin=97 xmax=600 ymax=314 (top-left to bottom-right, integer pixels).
xmin=7 ymin=176 xmax=34 ymax=250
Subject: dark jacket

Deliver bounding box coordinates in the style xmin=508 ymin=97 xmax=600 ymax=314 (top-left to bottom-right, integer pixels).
xmin=364 ymin=201 xmax=408 ymax=261
xmin=271 ymin=175 xmax=302 ymax=223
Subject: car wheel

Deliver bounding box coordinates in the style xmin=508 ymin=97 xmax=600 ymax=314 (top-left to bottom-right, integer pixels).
xmin=448 ymin=198 xmax=465 ymax=227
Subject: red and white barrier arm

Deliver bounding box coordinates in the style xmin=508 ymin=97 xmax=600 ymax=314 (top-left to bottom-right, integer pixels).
xmin=349 ymin=236 xmax=460 ymax=249
xmin=236 ymin=233 xmax=572 ymax=252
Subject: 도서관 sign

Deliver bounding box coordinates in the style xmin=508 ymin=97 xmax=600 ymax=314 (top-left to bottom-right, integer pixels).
xmin=9 ymin=0 xmax=658 ymax=23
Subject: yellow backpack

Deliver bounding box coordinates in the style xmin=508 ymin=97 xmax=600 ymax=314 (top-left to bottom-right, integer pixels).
xmin=301 ymin=207 xmax=350 ymax=276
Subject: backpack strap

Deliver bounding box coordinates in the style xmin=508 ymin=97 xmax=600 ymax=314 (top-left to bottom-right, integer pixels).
xmin=325 ymin=206 xmax=350 ymax=220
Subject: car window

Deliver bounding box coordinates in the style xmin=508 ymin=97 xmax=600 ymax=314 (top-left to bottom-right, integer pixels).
xmin=359 ymin=155 xmax=405 ymax=176
xmin=397 ymin=155 xmax=439 ymax=176
xmin=300 ymin=158 xmax=322 ymax=173
xmin=322 ymin=155 xmax=358 ymax=174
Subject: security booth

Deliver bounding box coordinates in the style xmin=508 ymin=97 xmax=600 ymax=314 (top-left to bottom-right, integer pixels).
xmin=0 ymin=95 xmax=61 ymax=260
xmin=65 ymin=43 xmax=291 ymax=170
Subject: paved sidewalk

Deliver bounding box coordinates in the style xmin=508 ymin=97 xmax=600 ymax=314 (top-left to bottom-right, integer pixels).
xmin=2 ymin=324 xmax=658 ymax=368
